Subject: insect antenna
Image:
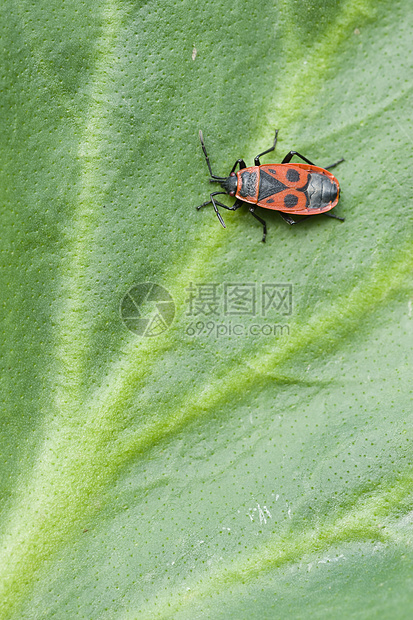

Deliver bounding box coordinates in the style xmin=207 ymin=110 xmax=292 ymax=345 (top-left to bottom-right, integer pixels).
xmin=199 ymin=130 xmax=226 ymax=181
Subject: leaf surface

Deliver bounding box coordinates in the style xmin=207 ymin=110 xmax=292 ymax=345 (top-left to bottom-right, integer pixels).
xmin=1 ymin=0 xmax=412 ymax=617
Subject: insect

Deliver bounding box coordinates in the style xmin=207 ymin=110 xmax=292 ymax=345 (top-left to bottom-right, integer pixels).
xmin=196 ymin=130 xmax=344 ymax=242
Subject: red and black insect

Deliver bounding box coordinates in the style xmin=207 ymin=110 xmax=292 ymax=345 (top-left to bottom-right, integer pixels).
xmin=197 ymin=130 xmax=344 ymax=242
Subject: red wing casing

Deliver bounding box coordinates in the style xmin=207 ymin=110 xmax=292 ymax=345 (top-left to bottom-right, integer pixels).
xmin=236 ymin=164 xmax=340 ymax=215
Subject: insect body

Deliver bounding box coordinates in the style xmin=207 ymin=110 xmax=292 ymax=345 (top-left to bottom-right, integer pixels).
xmin=197 ymin=130 xmax=344 ymax=242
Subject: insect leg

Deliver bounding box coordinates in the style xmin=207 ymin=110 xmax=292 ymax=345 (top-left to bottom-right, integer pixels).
xmin=197 ymin=191 xmax=226 ymax=210
xmin=197 ymin=199 xmax=213 ymax=210
xmin=216 ymin=198 xmax=244 ymax=211
xmin=254 ymin=129 xmax=279 ymax=166
xmin=209 ymin=192 xmax=228 ymax=228
xmin=196 ymin=191 xmax=229 ymax=227
xmin=325 ymin=212 xmax=345 ymax=222
xmin=197 ymin=195 xmax=243 ymax=211
xmin=279 ymin=212 xmax=344 ymax=225
xmin=281 ymin=151 xmax=315 ymax=165
xmin=249 ymin=206 xmax=267 ymax=242
xmin=278 ymin=212 xmax=301 ymax=225
xmin=325 ymin=158 xmax=344 ymax=170
xmin=229 ymin=159 xmax=247 ymax=174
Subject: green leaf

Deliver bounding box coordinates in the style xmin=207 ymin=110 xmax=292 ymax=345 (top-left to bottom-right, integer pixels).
xmin=1 ymin=0 xmax=412 ymax=617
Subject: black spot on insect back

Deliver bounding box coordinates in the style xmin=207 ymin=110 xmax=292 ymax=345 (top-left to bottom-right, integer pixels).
xmin=286 ymin=168 xmax=300 ymax=182
xmin=284 ymin=194 xmax=299 ymax=208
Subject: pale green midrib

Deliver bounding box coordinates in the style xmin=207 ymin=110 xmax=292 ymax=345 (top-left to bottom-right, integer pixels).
xmin=0 ymin=2 xmax=126 ymax=617
xmin=267 ymin=0 xmax=374 ymax=136
xmin=88 ymin=238 xmax=413 ymax=467
xmin=55 ymin=2 xmax=124 ymax=407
